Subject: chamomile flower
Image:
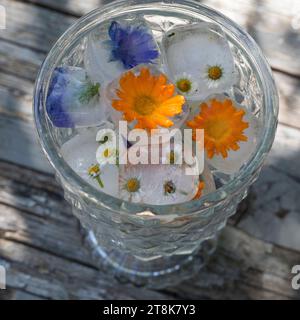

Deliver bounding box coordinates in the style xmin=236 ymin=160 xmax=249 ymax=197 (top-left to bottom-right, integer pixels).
xmin=202 ymin=62 xmax=232 ymax=90
xmin=96 ymin=142 xmax=119 ymax=166
xmin=162 ymin=22 xmax=235 ymax=99
xmin=174 ymin=73 xmax=198 ymax=95
xmin=142 ymin=165 xmax=199 ymax=205
xmin=119 ymin=166 xmax=145 ymax=202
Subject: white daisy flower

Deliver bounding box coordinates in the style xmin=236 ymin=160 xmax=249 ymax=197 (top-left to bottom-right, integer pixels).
xmin=201 ymin=57 xmax=233 ymax=91
xmin=119 ymin=165 xmax=146 ymax=203
xmin=60 ymin=130 xmax=119 ymax=197
xmin=142 ymin=165 xmax=199 ymax=205
xmin=162 ymin=22 xmax=236 ymax=100
xmin=96 ymin=142 xmax=119 ymax=166
xmin=174 ymin=72 xmax=198 ymax=95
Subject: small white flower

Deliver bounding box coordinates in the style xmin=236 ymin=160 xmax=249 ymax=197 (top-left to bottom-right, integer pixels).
xmin=142 ymin=165 xmax=199 ymax=205
xmin=174 ymin=72 xmax=198 ymax=95
xmin=162 ymin=22 xmax=236 ymax=99
xmin=201 ymin=58 xmax=234 ymax=91
xmin=96 ymin=142 xmax=118 ymax=165
xmin=119 ymin=166 xmax=145 ymax=203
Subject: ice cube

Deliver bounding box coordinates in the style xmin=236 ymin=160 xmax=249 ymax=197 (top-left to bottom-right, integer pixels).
xmin=84 ymin=19 xmax=160 ymax=85
xmin=46 ymin=66 xmax=107 ymax=128
xmin=60 ymin=129 xmax=119 ymax=197
xmin=161 ymin=22 xmax=236 ymax=100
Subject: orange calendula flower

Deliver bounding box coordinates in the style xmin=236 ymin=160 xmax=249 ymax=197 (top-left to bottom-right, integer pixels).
xmin=187 ymin=99 xmax=249 ymax=159
xmin=193 ymin=181 xmax=205 ymax=200
xmin=112 ymin=67 xmax=185 ymax=130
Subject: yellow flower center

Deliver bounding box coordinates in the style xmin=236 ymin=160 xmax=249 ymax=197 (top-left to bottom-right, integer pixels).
xmin=126 ymin=178 xmax=140 ymax=193
xmin=112 ymin=67 xmax=185 ymax=130
xmin=206 ymin=119 xmax=230 ymax=140
xmin=169 ymin=151 xmax=175 ymax=164
xmin=187 ymin=99 xmax=249 ymax=159
xmin=208 ymin=66 xmax=223 ymax=80
xmin=88 ymin=164 xmax=100 ymax=176
xmin=134 ymin=95 xmax=157 ymax=116
xmin=176 ymin=79 xmax=192 ymax=93
xmin=164 ymin=181 xmax=176 ymax=195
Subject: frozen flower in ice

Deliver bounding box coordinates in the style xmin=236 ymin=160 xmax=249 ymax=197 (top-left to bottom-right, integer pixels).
xmin=162 ymin=23 xmax=235 ymax=99
xmin=119 ymin=166 xmax=145 ymax=202
xmin=202 ymin=63 xmax=231 ymax=90
xmin=88 ymin=164 xmax=104 ymax=188
xmin=108 ymin=21 xmax=159 ymax=69
xmin=61 ymin=131 xmax=119 ymax=197
xmin=84 ymin=20 xmax=159 ymax=84
xmin=46 ymin=66 xmax=103 ymax=128
xmin=141 ymin=165 xmax=199 ymax=205
xmin=187 ymin=96 xmax=260 ymax=174
xmin=174 ymin=73 xmax=198 ymax=95
xmin=96 ymin=142 xmax=119 ymax=166
xmin=112 ymin=67 xmax=185 ymax=130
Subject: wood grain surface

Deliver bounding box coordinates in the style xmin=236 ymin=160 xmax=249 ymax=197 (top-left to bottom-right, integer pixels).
xmin=0 ymin=0 xmax=299 ymax=300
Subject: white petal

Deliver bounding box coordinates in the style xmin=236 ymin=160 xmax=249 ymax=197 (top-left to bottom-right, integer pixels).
xmin=141 ymin=165 xmax=199 ymax=205
xmin=60 ymin=130 xmax=119 ymax=197
xmin=162 ymin=22 xmax=235 ymax=100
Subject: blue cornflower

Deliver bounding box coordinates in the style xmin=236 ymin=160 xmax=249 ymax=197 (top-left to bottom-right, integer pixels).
xmin=108 ymin=21 xmax=159 ymax=69
xmin=46 ymin=66 xmax=102 ymax=128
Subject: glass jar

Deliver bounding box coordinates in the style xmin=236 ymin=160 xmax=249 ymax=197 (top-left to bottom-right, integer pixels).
xmin=33 ymin=0 xmax=278 ymax=288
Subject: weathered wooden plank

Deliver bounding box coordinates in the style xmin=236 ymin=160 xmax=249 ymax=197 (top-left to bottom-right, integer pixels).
xmin=275 ymin=72 xmax=300 ymax=130
xmin=0 ymin=115 xmax=52 ymax=173
xmin=0 ymin=222 xmax=299 ymax=300
xmin=0 ymin=160 xmax=299 ymax=299
xmin=0 ymin=40 xmax=44 ymax=81
xmin=236 ymin=125 xmax=300 ymax=251
xmin=11 ymin=0 xmax=300 ymax=76
xmin=0 ymin=238 xmax=172 ymax=300
xmin=0 ymin=0 xmax=75 ymax=53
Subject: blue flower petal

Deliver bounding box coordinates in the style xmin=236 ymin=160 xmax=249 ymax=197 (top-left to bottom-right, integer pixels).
xmin=108 ymin=20 xmax=159 ymax=69
xmin=46 ymin=67 xmax=101 ymax=128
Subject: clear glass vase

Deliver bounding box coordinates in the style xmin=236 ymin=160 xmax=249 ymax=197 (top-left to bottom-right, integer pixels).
xmin=33 ymin=0 xmax=278 ymax=288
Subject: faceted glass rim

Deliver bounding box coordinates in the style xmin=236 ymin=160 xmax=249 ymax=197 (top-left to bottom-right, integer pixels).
xmin=33 ymin=0 xmax=278 ymax=215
